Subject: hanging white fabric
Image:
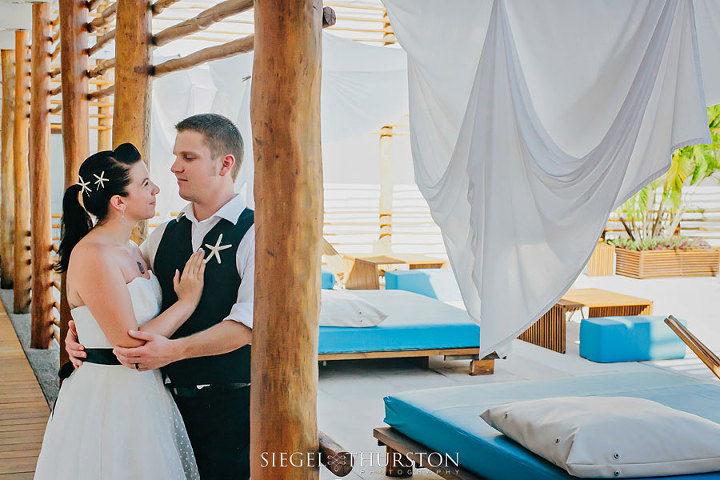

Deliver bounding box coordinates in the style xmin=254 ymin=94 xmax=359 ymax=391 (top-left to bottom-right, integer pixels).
xmin=383 ymin=0 xmax=715 ymax=356
xmin=148 ymin=32 xmax=408 ymax=217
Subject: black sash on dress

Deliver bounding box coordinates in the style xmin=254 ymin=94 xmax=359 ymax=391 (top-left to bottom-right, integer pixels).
xmin=58 ymin=348 xmax=120 ymax=381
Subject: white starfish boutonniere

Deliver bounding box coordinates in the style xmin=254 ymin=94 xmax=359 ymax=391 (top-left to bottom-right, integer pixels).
xmin=93 ymin=171 xmax=109 ymax=189
xmin=203 ymin=233 xmax=232 ymax=264
xmin=78 ymin=175 xmax=92 ymax=195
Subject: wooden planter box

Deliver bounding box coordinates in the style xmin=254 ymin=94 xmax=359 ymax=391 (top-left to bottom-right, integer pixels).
xmin=586 ymin=243 xmax=615 ymax=276
xmin=615 ymin=248 xmax=720 ymax=279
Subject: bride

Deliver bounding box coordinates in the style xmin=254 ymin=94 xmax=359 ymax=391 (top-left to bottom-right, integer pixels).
xmin=35 ymin=144 xmax=202 ymax=479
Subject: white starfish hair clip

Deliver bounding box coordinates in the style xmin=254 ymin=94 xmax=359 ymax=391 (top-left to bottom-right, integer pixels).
xmin=93 ymin=171 xmax=109 ymax=189
xmin=203 ymin=233 xmax=232 ymax=264
xmin=78 ymin=175 xmax=92 ymax=195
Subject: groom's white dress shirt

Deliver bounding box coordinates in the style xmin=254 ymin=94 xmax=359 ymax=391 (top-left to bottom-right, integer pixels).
xmin=140 ymin=194 xmax=254 ymax=329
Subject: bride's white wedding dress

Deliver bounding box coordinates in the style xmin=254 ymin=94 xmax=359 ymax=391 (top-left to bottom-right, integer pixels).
xmin=34 ymin=272 xmax=199 ymax=480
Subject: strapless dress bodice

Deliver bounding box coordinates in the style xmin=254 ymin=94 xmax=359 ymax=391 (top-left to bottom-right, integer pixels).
xmin=71 ymin=272 xmax=162 ymax=348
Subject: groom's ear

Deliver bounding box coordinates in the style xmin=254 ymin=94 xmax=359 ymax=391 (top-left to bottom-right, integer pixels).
xmin=218 ymin=154 xmax=235 ymax=177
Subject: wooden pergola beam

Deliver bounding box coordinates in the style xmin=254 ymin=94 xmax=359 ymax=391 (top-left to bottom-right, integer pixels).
xmin=87 ymin=28 xmax=115 ymax=57
xmin=13 ymin=31 xmax=31 ymax=314
xmin=250 ymin=0 xmax=323 ymax=478
xmin=86 ymin=2 xmax=117 ymax=33
xmin=86 ymin=0 xmax=104 ymax=12
xmin=30 ymin=2 xmax=55 ymax=349
xmin=152 ymin=8 xmax=336 ymax=78
xmin=50 ymin=43 xmax=60 ymax=61
xmin=150 ymin=0 xmax=181 ymax=16
xmin=152 ymin=0 xmax=252 ymax=47
xmin=87 ymin=57 xmax=114 ymax=78
xmin=1 ymin=50 xmax=15 ymax=289
xmin=152 ymin=35 xmax=253 ymax=77
xmin=59 ymin=0 xmax=90 ymax=364
xmin=87 ymin=84 xmax=114 ymax=100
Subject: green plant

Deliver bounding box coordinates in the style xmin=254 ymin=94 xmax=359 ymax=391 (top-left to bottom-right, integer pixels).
xmin=614 ymin=105 xmax=720 ymax=241
xmin=606 ymin=235 xmax=711 ymax=251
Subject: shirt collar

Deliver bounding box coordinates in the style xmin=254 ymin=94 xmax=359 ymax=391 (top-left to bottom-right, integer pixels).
xmin=177 ymin=194 xmax=247 ymax=225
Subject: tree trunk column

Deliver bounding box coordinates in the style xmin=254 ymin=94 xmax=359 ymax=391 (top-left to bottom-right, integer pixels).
xmin=1 ymin=50 xmax=15 ymax=289
xmin=59 ymin=0 xmax=89 ymax=182
xmin=114 ymin=0 xmax=152 ymax=243
xmin=13 ymin=31 xmax=31 ymax=314
xmin=30 ymin=2 xmax=54 ymax=349
xmin=250 ymin=1 xmax=323 ymax=478
xmin=58 ymin=0 xmax=90 ymax=364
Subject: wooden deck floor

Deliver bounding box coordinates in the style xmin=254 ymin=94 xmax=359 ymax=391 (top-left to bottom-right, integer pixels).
xmin=0 ymin=303 xmax=49 ymax=479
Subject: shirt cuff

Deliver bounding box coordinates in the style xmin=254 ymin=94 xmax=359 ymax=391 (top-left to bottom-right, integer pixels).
xmin=223 ymin=302 xmax=253 ymax=329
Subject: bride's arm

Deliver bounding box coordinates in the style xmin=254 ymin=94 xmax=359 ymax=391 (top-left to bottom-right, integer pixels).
xmin=74 ymin=247 xmax=205 ymax=347
xmin=72 ymin=245 xmax=144 ymax=348
xmin=137 ymin=251 xmax=205 ymax=337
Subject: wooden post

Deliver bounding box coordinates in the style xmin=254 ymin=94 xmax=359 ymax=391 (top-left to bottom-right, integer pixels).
xmin=97 ymin=77 xmax=112 ymax=151
xmin=59 ymin=0 xmax=89 ymax=186
xmin=1 ymin=50 xmax=15 ymax=289
xmin=376 ymin=125 xmax=393 ymax=254
xmin=382 ymin=10 xmax=396 ymax=46
xmin=30 ymin=2 xmax=54 ymax=349
xmin=251 ymin=1 xmax=323 ymax=478
xmin=59 ymin=0 xmax=90 ymax=363
xmin=114 ymin=0 xmax=152 ymax=243
xmin=95 ymin=30 xmax=111 ymax=151
xmin=13 ymin=31 xmax=31 ymax=314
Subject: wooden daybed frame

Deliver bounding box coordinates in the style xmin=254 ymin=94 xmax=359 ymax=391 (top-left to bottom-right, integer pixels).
xmin=373 ymin=427 xmax=481 ymax=479
xmin=318 ymin=348 xmax=495 ymax=375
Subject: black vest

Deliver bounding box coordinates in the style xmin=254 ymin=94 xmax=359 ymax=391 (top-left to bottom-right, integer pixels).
xmin=155 ymin=208 xmax=254 ymax=386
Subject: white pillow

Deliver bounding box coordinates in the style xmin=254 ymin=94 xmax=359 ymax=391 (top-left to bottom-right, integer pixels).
xmin=319 ymin=290 xmax=388 ymax=327
xmin=480 ymin=396 xmax=720 ymax=478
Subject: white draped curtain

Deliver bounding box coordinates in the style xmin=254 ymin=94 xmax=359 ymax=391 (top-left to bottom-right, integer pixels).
xmin=149 ymin=32 xmax=408 ymax=217
xmin=383 ymin=0 xmax=720 ymax=356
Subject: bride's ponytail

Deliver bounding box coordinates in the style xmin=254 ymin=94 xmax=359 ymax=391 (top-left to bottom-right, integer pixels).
xmin=54 ymin=184 xmax=93 ymax=273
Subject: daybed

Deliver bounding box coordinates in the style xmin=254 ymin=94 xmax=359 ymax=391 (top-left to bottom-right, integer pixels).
xmin=317 ymin=289 xmax=492 ymax=375
xmin=375 ymin=370 xmax=720 ymax=479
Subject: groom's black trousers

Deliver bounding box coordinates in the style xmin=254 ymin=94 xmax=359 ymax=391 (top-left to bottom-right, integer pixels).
xmin=173 ymin=387 xmax=251 ymax=480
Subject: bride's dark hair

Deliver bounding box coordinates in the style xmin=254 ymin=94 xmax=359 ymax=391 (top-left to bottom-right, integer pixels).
xmin=55 ymin=143 xmax=142 ymax=273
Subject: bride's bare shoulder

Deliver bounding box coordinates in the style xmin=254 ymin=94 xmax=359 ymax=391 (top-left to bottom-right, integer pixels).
xmin=68 ymin=236 xmax=120 ymax=274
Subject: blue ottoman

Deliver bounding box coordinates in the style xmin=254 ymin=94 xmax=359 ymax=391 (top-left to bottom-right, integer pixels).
xmin=321 ymin=271 xmax=335 ymax=289
xmin=385 ymin=269 xmax=461 ymax=302
xmin=579 ymin=315 xmax=687 ymax=363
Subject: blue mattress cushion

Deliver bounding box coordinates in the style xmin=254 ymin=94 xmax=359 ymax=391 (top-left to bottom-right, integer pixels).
xmin=385 ymin=269 xmax=462 ymax=302
xmin=318 ymin=290 xmax=479 ymax=354
xmin=321 ymin=271 xmax=336 ymax=289
xmin=384 ymin=371 xmax=720 ymax=480
xmin=580 ymin=316 xmax=687 ymax=363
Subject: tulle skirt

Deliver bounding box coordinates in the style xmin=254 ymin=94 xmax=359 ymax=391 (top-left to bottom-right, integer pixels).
xmin=34 ymin=363 xmax=199 ymax=480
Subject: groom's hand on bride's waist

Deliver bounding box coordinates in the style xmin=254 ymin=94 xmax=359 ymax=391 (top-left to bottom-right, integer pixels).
xmin=113 ymin=330 xmax=180 ymax=371
xmin=66 ymin=320 xmax=87 ymax=369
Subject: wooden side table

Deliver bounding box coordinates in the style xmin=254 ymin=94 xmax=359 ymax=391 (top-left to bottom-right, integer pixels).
xmin=344 ymin=254 xmax=447 ymax=290
xmin=518 ymin=288 xmax=653 ymax=354
xmin=562 ymin=288 xmax=653 ymax=317
xmin=518 ymin=299 xmax=582 ymax=354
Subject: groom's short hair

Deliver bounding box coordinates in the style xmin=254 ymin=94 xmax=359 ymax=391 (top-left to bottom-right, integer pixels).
xmin=175 ymin=114 xmax=244 ymax=181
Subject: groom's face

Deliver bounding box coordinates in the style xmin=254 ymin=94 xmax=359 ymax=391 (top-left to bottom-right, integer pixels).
xmin=171 ymin=130 xmax=221 ymax=202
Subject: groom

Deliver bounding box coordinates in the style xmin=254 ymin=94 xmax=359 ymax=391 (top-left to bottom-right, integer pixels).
xmin=66 ymin=114 xmax=254 ymax=479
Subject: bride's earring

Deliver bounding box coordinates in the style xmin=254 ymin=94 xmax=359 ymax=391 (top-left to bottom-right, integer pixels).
xmin=121 ymin=208 xmax=127 ymax=224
